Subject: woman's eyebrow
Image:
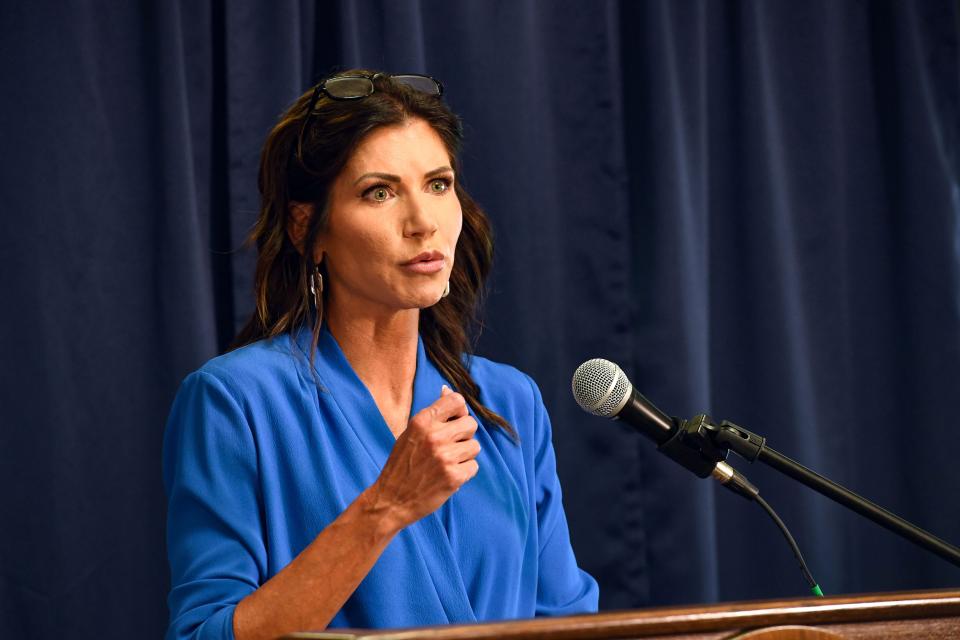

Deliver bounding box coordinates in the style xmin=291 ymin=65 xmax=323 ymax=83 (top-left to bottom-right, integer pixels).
xmin=424 ymin=166 xmax=454 ymax=178
xmin=353 ymin=166 xmax=454 ymax=186
xmin=353 ymin=172 xmax=401 ymax=185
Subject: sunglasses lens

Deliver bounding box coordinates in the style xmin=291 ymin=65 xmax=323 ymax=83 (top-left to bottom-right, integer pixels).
xmin=324 ymin=76 xmax=374 ymax=99
xmin=392 ymin=75 xmax=442 ymax=96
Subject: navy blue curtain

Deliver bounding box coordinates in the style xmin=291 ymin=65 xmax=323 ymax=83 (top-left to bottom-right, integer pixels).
xmin=2 ymin=1 xmax=958 ymax=637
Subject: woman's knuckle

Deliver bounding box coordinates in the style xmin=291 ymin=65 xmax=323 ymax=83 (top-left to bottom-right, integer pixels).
xmin=444 ymin=470 xmax=459 ymax=490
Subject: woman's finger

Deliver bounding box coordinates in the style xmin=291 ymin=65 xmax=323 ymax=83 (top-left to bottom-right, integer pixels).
xmin=448 ymin=437 xmax=481 ymax=463
xmin=427 ymin=391 xmax=469 ymax=423
xmin=434 ymin=414 xmax=478 ymax=442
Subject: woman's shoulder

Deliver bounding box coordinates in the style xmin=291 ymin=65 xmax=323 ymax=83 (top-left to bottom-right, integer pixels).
xmin=185 ymin=334 xmax=308 ymax=400
xmin=468 ymin=354 xmax=533 ymax=388
xmin=468 ymin=355 xmax=546 ymax=426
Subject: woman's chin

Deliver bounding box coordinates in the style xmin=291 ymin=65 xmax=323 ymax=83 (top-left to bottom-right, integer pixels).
xmin=405 ymin=288 xmax=447 ymax=309
xmin=419 ymin=294 xmax=447 ymax=309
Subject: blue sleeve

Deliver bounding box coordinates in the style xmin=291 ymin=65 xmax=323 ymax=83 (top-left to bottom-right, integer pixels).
xmin=526 ymin=375 xmax=600 ymax=616
xmin=163 ymin=371 xmax=265 ymax=640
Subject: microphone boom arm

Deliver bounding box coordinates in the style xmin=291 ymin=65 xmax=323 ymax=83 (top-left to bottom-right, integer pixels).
xmin=687 ymin=416 xmax=960 ymax=568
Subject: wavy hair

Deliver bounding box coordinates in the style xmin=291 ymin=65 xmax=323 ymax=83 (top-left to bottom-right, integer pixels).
xmin=232 ymin=70 xmax=513 ymax=437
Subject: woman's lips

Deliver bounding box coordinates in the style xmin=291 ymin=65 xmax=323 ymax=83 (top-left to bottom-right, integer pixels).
xmin=401 ymin=258 xmax=445 ymax=274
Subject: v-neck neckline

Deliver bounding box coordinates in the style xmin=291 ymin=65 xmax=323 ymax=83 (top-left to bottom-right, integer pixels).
xmin=296 ymin=323 xmax=450 ymax=447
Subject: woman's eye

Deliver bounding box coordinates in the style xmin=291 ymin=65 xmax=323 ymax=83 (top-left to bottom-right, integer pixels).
xmin=429 ymin=178 xmax=451 ymax=193
xmin=363 ymin=185 xmax=392 ymax=202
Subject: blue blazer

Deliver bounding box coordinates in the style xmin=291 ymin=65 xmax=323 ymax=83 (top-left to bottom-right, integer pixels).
xmin=163 ymin=326 xmax=599 ymax=639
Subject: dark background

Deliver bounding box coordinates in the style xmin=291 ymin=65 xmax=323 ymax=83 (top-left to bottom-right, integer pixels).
xmin=2 ymin=1 xmax=959 ymax=637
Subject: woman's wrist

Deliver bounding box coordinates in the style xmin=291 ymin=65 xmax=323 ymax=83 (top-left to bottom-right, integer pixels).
xmin=356 ymin=482 xmax=408 ymax=539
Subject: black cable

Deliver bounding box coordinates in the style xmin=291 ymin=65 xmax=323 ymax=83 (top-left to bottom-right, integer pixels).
xmin=754 ymin=494 xmax=824 ymax=596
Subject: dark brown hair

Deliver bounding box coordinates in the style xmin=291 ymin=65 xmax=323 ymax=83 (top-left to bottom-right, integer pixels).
xmin=232 ymin=70 xmax=514 ymax=437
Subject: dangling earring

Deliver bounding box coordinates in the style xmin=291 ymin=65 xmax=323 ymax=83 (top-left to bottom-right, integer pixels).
xmin=442 ymin=280 xmax=450 ymax=298
xmin=309 ymin=265 xmax=324 ymax=308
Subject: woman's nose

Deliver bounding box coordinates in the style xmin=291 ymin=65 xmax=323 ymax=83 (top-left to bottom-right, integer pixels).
xmin=403 ymin=196 xmax=439 ymax=238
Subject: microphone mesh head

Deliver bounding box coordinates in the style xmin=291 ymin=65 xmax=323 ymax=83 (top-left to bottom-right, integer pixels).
xmin=571 ymin=358 xmax=633 ymax=417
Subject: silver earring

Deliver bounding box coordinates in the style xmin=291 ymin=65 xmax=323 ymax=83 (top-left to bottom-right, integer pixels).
xmin=442 ymin=280 xmax=450 ymax=298
xmin=309 ymin=267 xmax=323 ymax=308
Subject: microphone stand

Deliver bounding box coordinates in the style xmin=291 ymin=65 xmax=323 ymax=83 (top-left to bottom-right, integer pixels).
xmin=681 ymin=415 xmax=960 ymax=568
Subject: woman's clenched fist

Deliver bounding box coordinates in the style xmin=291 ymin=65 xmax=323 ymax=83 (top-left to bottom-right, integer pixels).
xmin=366 ymin=386 xmax=480 ymax=531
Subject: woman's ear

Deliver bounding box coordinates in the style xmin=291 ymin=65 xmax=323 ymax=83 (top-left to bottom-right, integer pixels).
xmin=287 ymin=202 xmax=324 ymax=263
xmin=287 ymin=202 xmax=312 ymax=253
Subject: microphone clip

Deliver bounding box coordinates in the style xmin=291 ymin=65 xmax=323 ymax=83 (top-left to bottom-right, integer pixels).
xmin=657 ymin=414 xmax=761 ymax=500
xmin=711 ymin=419 xmax=767 ymax=462
xmin=656 ymin=414 xmax=727 ymax=478
xmin=658 ymin=414 xmax=768 ymax=478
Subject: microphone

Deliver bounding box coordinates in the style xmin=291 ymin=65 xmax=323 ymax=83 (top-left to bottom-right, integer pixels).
xmin=570 ymin=358 xmax=674 ymax=443
xmin=572 ymin=358 xmax=759 ymax=500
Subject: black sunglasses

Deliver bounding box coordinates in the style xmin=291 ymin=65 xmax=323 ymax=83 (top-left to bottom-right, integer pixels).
xmin=295 ymin=73 xmax=444 ymax=168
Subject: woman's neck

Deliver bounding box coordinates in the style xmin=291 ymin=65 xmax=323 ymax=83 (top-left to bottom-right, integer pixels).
xmin=325 ymin=300 xmax=420 ymax=413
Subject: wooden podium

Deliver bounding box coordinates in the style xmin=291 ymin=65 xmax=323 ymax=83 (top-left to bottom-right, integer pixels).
xmin=282 ymin=589 xmax=960 ymax=639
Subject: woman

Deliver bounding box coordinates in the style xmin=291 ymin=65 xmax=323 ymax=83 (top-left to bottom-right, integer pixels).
xmin=163 ymin=70 xmax=598 ymax=640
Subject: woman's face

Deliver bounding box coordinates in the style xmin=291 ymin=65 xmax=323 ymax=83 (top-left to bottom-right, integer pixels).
xmin=317 ymin=118 xmax=463 ymax=316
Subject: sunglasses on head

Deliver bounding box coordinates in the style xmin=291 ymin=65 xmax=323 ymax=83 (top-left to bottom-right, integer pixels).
xmin=295 ymin=72 xmax=444 ymax=167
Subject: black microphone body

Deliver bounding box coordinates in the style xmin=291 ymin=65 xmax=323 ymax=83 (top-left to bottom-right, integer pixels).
xmin=616 ymin=388 xmax=674 ymax=445
xmin=619 ymin=390 xmax=727 ymax=479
